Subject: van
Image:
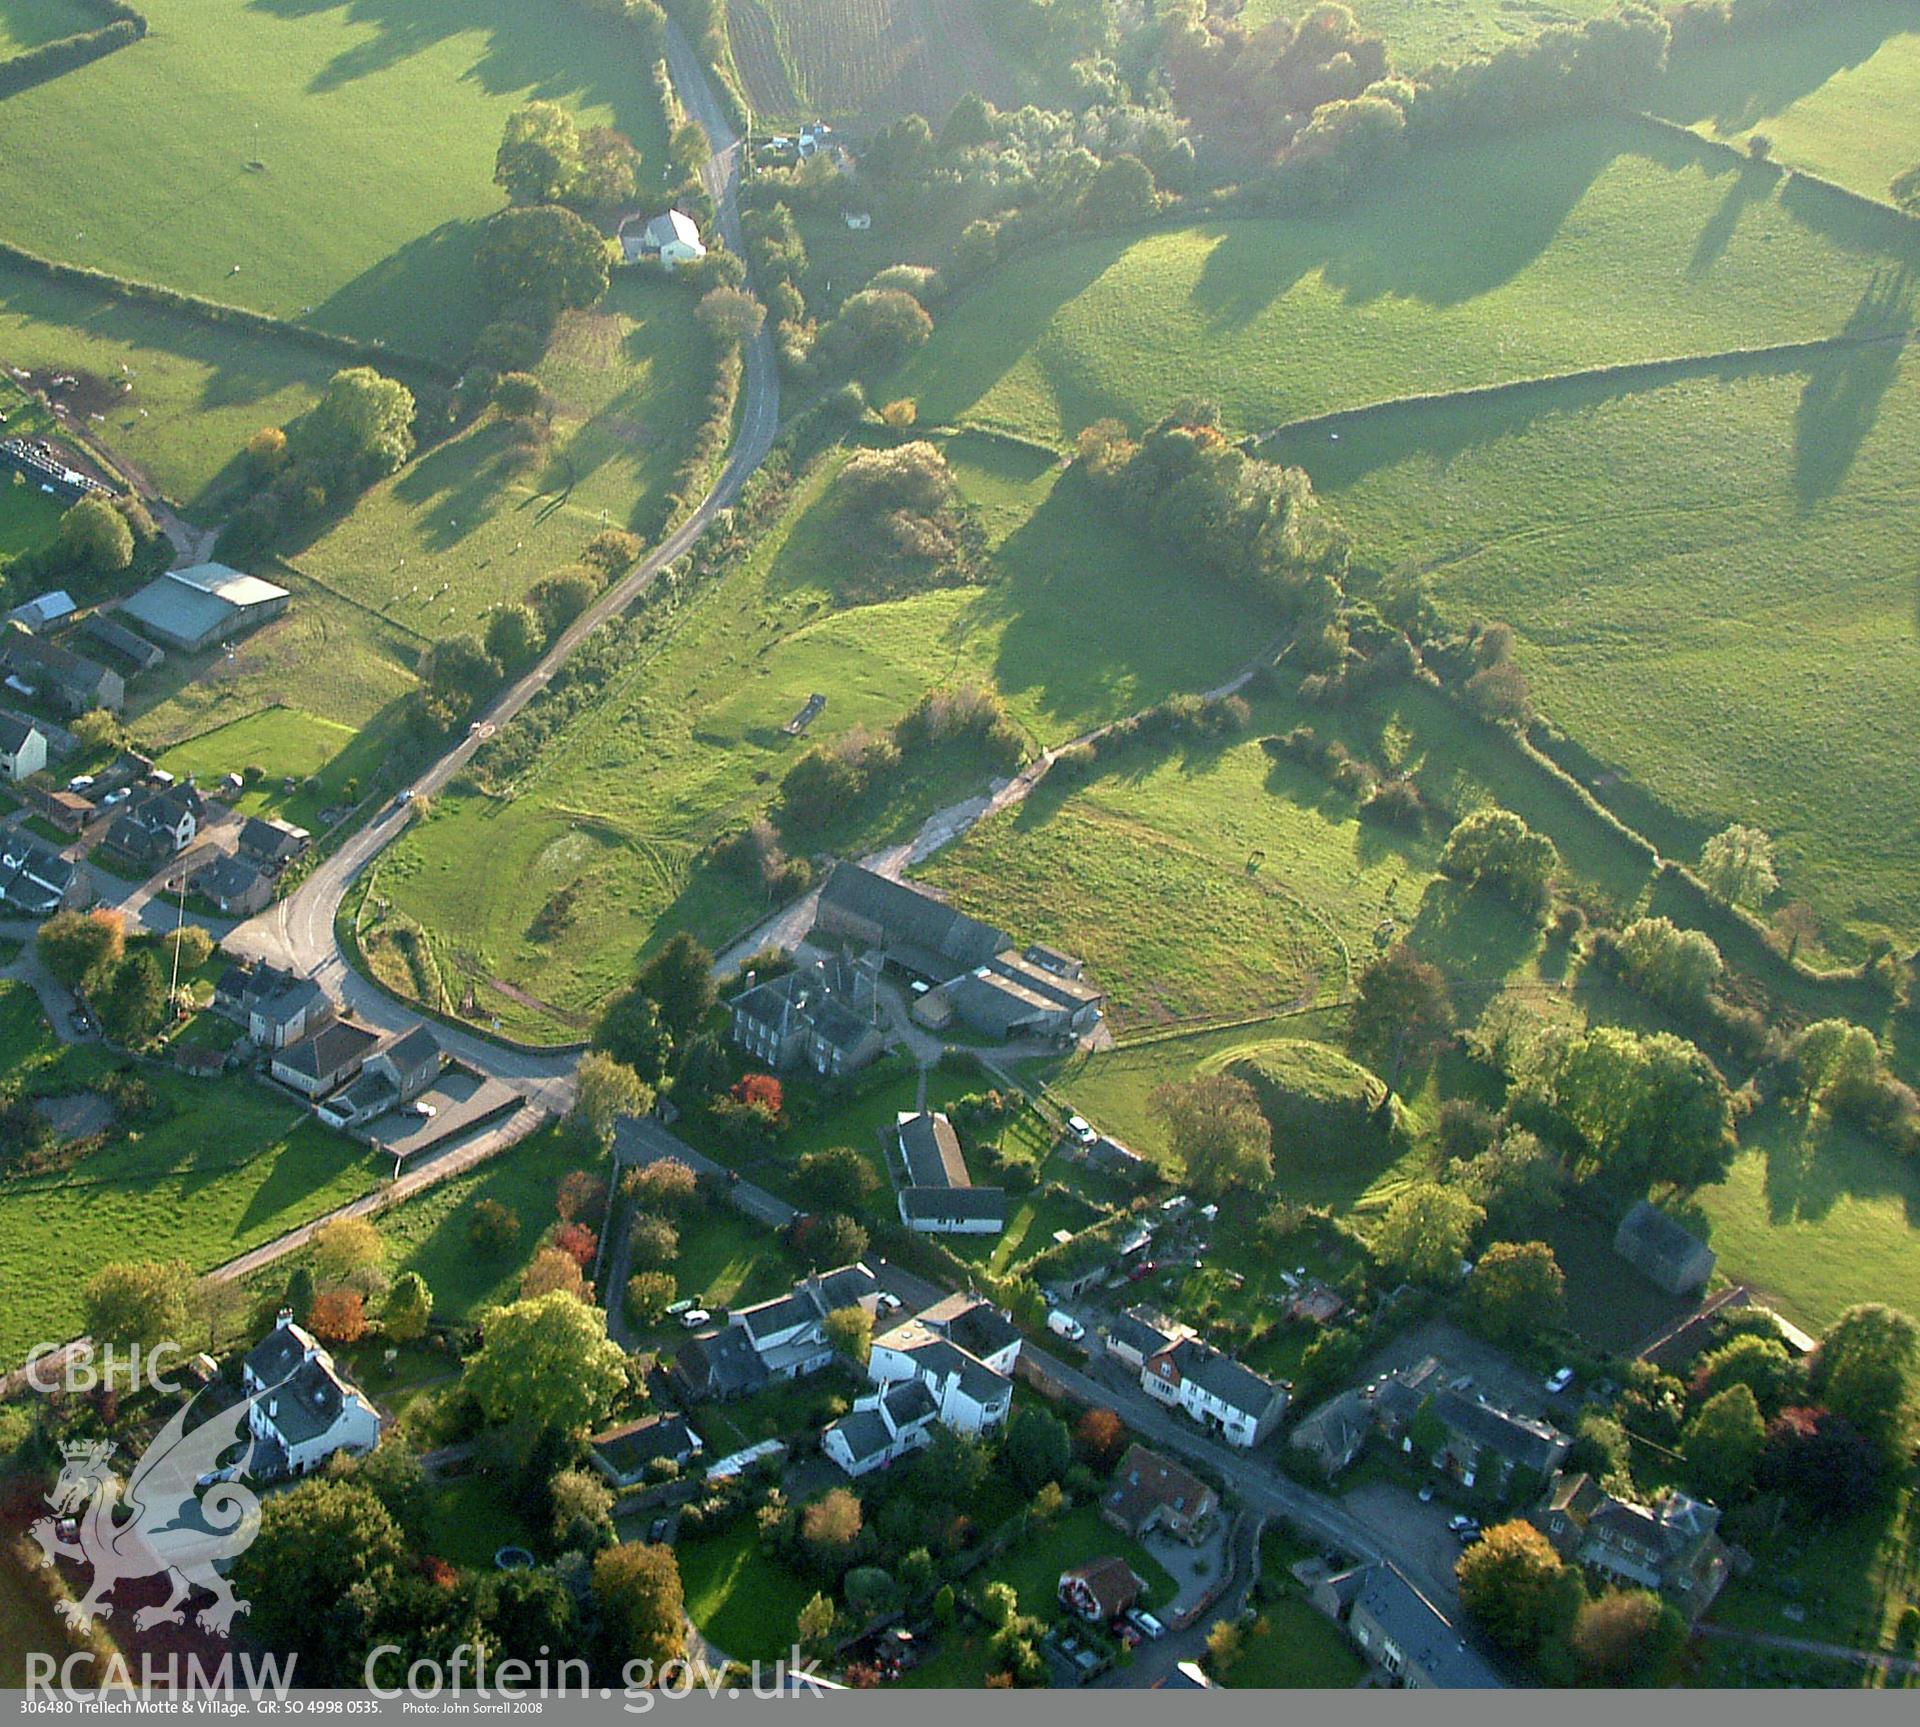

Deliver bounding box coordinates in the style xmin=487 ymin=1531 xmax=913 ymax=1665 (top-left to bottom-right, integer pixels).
xmin=1046 ymin=1310 xmax=1085 ymax=1343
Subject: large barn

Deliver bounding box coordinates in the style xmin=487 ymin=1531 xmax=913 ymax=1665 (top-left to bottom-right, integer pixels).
xmin=119 ymin=562 xmax=290 ymax=651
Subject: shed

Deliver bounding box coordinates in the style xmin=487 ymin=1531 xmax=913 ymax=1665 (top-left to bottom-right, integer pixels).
xmin=1614 ymin=1201 xmax=1716 ymax=1296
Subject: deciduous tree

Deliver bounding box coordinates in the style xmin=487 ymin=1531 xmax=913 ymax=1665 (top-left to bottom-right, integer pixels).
xmin=460 ymin=1291 xmax=627 ymax=1453
xmin=1348 ymin=944 xmax=1453 ymax=1085
xmin=571 ymin=1050 xmax=653 ymax=1152
xmin=1456 ymin=1519 xmax=1580 ymax=1654
xmin=591 ymin=1541 xmax=686 ymax=1671
xmin=1699 ymin=825 xmax=1778 ymax=910
xmin=1149 ymin=1072 xmax=1273 ymax=1198
xmin=1682 ymin=1383 xmax=1765 ymax=1500
xmin=1464 ymin=1240 xmax=1564 ymax=1344
xmin=1374 ymin=1182 xmax=1484 ymax=1285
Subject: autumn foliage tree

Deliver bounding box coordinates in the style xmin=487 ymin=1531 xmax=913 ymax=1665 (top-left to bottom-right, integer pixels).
xmin=1075 ymin=1408 xmax=1128 ymax=1471
xmin=307 ymin=1289 xmax=366 ymax=1344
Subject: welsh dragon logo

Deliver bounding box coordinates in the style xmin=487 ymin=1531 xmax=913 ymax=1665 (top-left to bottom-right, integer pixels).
xmin=28 ymin=1383 xmax=274 ymax=1635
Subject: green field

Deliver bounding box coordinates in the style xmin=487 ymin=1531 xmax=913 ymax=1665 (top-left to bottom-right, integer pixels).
xmin=677 ymin=1518 xmax=819 ymax=1664
xmin=0 ymin=0 xmax=667 ymax=361
xmin=1237 ymin=0 xmax=1621 ymax=70
xmin=374 ymin=434 xmax=1266 ymax=1038
xmin=0 ymin=0 xmax=91 ymax=57
xmin=0 ymin=1025 xmax=380 ymax=1369
xmin=889 ymin=117 xmax=1918 ymax=447
xmin=295 ymin=276 xmax=709 ymax=633
xmin=154 ymin=705 xmax=387 ymax=829
xmin=1268 ymin=345 xmax=1920 ymax=956
xmin=1658 ymin=8 xmax=1920 ymax=206
xmin=0 ymin=379 xmax=67 ymax=559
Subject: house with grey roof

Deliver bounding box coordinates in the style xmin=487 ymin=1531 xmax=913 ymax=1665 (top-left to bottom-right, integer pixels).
xmin=1532 ymin=1471 xmax=1733 ymax=1619
xmin=1428 ymin=1387 xmax=1570 ymax=1496
xmin=868 ymin=1313 xmax=1017 ymax=1437
xmin=1102 ymin=1304 xmax=1196 ymax=1371
xmin=236 ymin=815 xmax=311 ymax=872
xmin=727 ymin=952 xmax=884 ymax=1078
xmin=0 ymin=835 xmax=87 ymax=917
xmin=192 ymin=852 xmax=272 ymax=917
xmin=221 ymin=962 xmax=335 ymax=1049
xmin=1141 ymin=1335 xmax=1289 ymax=1448
xmin=822 ymin=1378 xmax=940 ymax=1477
xmin=241 ymin=1312 xmax=380 ymax=1480
xmin=812 ymin=862 xmax=1009 ymax=983
xmin=104 ymin=784 xmax=202 ymax=868
xmin=270 ymin=1018 xmax=379 ymax=1099
xmin=1615 ymin=1200 xmax=1716 ymax=1295
xmin=589 ymin=1412 xmax=704 ymax=1487
xmin=915 ymin=1291 xmax=1021 ymax=1374
xmin=316 ymin=1025 xmax=444 ymax=1130
xmin=895 ymin=1109 xmax=1006 ymax=1235
xmin=0 ymin=710 xmax=47 ymax=782
xmin=1289 ymin=1388 xmax=1373 ymax=1480
xmin=0 ymin=626 xmax=123 ymax=714
xmin=1308 ymin=1561 xmax=1503 ymax=1689
xmin=673 ymin=1263 xmax=882 ymax=1402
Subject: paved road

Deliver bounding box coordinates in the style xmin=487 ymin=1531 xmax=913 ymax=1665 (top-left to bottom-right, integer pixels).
xmin=221 ymin=24 xmax=779 ymax=1116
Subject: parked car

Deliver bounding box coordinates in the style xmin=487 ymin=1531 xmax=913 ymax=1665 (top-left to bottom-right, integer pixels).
xmin=648 ymin=1517 xmax=672 ymax=1544
xmin=1126 ymin=1610 xmax=1165 ymax=1641
xmin=1449 ymin=1516 xmax=1481 ymax=1544
xmin=1065 ymin=1114 xmax=1096 ymax=1146
xmin=101 ymin=787 xmax=131 ymax=807
xmin=665 ymin=1298 xmax=697 ymax=1317
xmin=679 ymin=1308 xmax=711 ymax=1329
xmin=1417 ymin=1482 xmax=1436 ymax=1503
xmin=1126 ymin=1259 xmax=1158 ymax=1283
xmin=1047 ymin=1310 xmax=1086 ymax=1342
xmin=1544 ymin=1366 xmax=1576 ymax=1395
xmin=66 ymin=774 xmax=94 ymax=792
xmin=404 ymin=1100 xmax=437 ymax=1119
xmin=876 ymin=1292 xmax=903 ymax=1315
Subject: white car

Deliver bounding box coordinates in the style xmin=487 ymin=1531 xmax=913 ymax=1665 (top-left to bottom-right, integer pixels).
xmin=1545 ymin=1366 xmax=1576 ymax=1396
xmin=102 ymin=787 xmax=131 ymax=807
xmin=679 ymin=1308 xmax=711 ymax=1330
xmin=1066 ymin=1114 xmax=1096 ymax=1146
xmin=405 ymin=1100 xmax=437 ymax=1120
xmin=876 ymin=1292 xmax=903 ymax=1314
xmin=1127 ymin=1610 xmax=1166 ymax=1641
xmin=67 ymin=774 xmax=95 ymax=793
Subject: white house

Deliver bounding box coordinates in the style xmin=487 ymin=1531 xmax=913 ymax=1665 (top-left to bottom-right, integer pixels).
xmin=821 ymin=1379 xmax=940 ymax=1478
xmin=895 ymin=1110 xmax=1007 ymax=1236
xmin=1141 ymin=1337 xmax=1289 ymax=1448
xmin=868 ymin=1309 xmax=1015 ymax=1438
xmin=674 ymin=1263 xmax=881 ymax=1402
xmin=317 ymin=1025 xmax=444 ymax=1129
xmin=0 ymin=711 xmax=48 ymax=781
xmin=241 ymin=1313 xmax=381 ymax=1479
xmin=622 ymin=209 xmax=705 ymax=269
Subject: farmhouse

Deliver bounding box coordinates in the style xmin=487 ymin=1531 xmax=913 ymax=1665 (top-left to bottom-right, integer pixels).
xmin=270 ymin=1017 xmax=379 ymax=1099
xmin=1614 ymin=1200 xmax=1716 ymax=1295
xmin=5 ymin=590 xmax=74 ymax=634
xmin=812 ymin=862 xmax=1008 ymax=982
xmin=821 ymin=1378 xmax=940 ymax=1478
xmin=620 ymin=209 xmax=706 ymax=268
xmin=0 ymin=711 xmax=48 ymax=781
xmin=1531 ymin=1471 xmax=1733 ymax=1619
xmin=1102 ymin=1444 xmax=1217 ymax=1542
xmin=1306 ymin=1561 xmax=1503 ymax=1690
xmin=316 ymin=1025 xmax=445 ymax=1129
xmin=0 ymin=836 xmax=88 ymax=916
xmin=1058 ymin=1556 xmax=1142 ymax=1625
xmin=868 ymin=1307 xmax=1017 ymax=1437
xmin=1141 ymin=1336 xmax=1289 ymax=1448
xmin=119 ymin=563 xmax=290 ymax=652
xmin=242 ymin=1311 xmax=380 ymax=1480
xmin=727 ymin=952 xmax=885 ymax=1077
xmin=589 ymin=1412 xmax=704 ymax=1488
xmin=1 ymin=627 xmax=123 ymax=714
xmin=192 ymin=853 xmax=272 ymax=917
xmin=895 ymin=1109 xmax=1006 ymax=1235
xmin=674 ymin=1263 xmax=882 ymax=1402
xmin=236 ymin=815 xmax=312 ymax=872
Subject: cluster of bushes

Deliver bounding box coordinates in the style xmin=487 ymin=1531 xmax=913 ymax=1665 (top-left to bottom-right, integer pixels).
xmin=741 ymin=202 xmax=816 ymax=379
xmin=6 ymin=489 xmax=170 ymax=602
xmin=493 ymin=101 xmax=646 ymax=217
xmin=1265 ymin=724 xmax=1426 ymax=827
xmin=0 ymin=1 xmax=145 ymax=99
xmin=709 ymin=815 xmax=814 ymax=905
xmin=1438 ymin=806 xmax=1560 ymax=921
xmin=1784 ymin=1019 xmax=1920 ymax=1154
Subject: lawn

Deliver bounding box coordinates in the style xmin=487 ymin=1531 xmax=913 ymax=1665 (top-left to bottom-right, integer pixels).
xmin=0 ymin=0 xmax=668 ymax=361
xmin=0 ymin=378 xmax=69 ymax=558
xmin=0 ymin=261 xmax=345 ymax=511
xmin=989 ymin=1500 xmax=1176 ymax=1621
xmin=1657 ymin=7 xmax=1920 ymax=206
xmin=0 ymin=1065 xmax=380 ymax=1370
xmin=0 ymin=0 xmax=93 ymax=57
xmin=1223 ymin=1595 xmax=1365 ymax=1689
xmin=155 ymin=705 xmax=388 ymax=831
xmin=373 ymin=433 xmax=1268 ymax=1039
xmin=294 ymin=275 xmax=710 ymax=634
xmin=677 ymin=1517 xmax=819 ymax=1664
xmin=422 ymin=1473 xmax=539 ymax=1571
xmin=888 ymin=116 xmax=1919 ymax=447
xmin=1269 ymin=343 xmax=1920 ymax=957
xmin=0 ymin=974 xmax=58 ymax=1073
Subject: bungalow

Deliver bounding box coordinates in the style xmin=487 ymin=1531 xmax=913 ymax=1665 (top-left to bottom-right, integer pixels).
xmin=235 ymin=815 xmax=311 ymax=872
xmin=1102 ymin=1444 xmax=1217 ymax=1543
xmin=822 ymin=1379 xmax=940 ymax=1478
xmin=1308 ymin=1561 xmax=1503 ymax=1690
xmin=0 ymin=837 xmax=88 ymax=916
xmin=1141 ymin=1337 xmax=1289 ymax=1448
xmin=895 ymin=1109 xmax=1006 ymax=1236
xmin=0 ymin=711 xmax=48 ymax=781
xmin=621 ymin=209 xmax=706 ymax=268
xmin=0 ymin=627 xmax=123 ymax=714
xmin=868 ymin=1313 xmax=1015 ymax=1437
xmin=1058 ymin=1556 xmax=1142 ymax=1626
xmin=589 ymin=1412 xmax=704 ymax=1488
xmin=270 ymin=1018 xmax=379 ymax=1099
xmin=192 ymin=853 xmax=272 ymax=917
xmin=1615 ymin=1200 xmax=1716 ymax=1296
xmin=1531 ymin=1471 xmax=1733 ymax=1619
xmin=316 ymin=1025 xmax=444 ymax=1129
xmin=241 ymin=1311 xmax=381 ymax=1480
xmin=1102 ymin=1305 xmax=1196 ymax=1372
xmin=727 ymin=953 xmax=885 ymax=1078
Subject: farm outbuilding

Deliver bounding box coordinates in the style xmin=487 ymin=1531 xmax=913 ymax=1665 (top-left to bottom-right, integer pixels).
xmin=119 ymin=563 xmax=290 ymax=651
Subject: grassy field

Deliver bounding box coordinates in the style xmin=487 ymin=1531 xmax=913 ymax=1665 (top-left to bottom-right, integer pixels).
xmin=295 ymin=276 xmax=709 ymax=633
xmin=888 ymin=117 xmax=1918 ymax=447
xmin=154 ymin=705 xmax=384 ymax=829
xmin=0 ymin=1034 xmax=380 ymax=1370
xmin=0 ymin=262 xmax=345 ymax=510
xmin=726 ymin=0 xmax=1021 ymax=123
xmin=374 ymin=434 xmax=1266 ymax=1038
xmin=1222 ymin=1595 xmax=1367 ymax=1688
xmin=1658 ymin=7 xmax=1920 ymax=206
xmin=1268 ymin=344 xmax=1920 ymax=957
xmin=0 ymin=0 xmax=668 ymax=361
xmin=0 ymin=0 xmax=91 ymax=57
xmin=1238 ymin=0 xmax=1621 ymax=70
xmin=0 ymin=378 xmax=67 ymax=559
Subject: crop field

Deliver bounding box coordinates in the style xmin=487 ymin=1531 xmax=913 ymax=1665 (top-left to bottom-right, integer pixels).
xmin=1267 ymin=343 xmax=1920 ymax=957
xmin=726 ymin=0 xmax=1020 ymax=123
xmin=0 ymin=262 xmax=343 ymax=510
xmin=0 ymin=0 xmax=668 ymax=360
xmin=370 ymin=435 xmax=1267 ymax=1038
xmin=889 ymin=117 xmax=1919 ymax=447
xmin=296 ymin=277 xmax=709 ymax=634
xmin=1658 ymin=6 xmax=1920 ymax=206
xmin=1239 ymin=0 xmax=1621 ymax=70
xmin=0 ymin=0 xmax=91 ymax=58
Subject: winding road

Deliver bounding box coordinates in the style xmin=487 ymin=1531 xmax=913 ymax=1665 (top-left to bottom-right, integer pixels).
xmin=222 ymin=22 xmax=780 ymax=1117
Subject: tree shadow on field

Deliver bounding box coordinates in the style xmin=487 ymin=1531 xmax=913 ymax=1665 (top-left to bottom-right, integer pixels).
xmin=1407 ymin=877 xmax=1539 ymax=994
xmin=1657 ymin=1 xmax=1920 ymax=137
xmin=386 ymin=421 xmax=523 ymax=551
xmin=1792 ymin=269 xmax=1915 ymax=507
xmin=246 ymin=0 xmax=669 ymax=147
xmin=1687 ymin=159 xmax=1775 ymax=277
xmin=1747 ymin=1100 xmax=1920 ymax=1229
xmin=308 ymin=221 xmax=489 ymax=362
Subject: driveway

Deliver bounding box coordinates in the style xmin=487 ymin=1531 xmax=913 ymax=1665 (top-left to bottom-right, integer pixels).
xmin=1361 ymin=1316 xmax=1568 ymax=1427
xmin=1341 ymin=1481 xmax=1467 ymax=1617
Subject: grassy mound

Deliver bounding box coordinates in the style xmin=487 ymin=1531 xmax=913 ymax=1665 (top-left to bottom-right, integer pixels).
xmin=1221 ymin=1038 xmax=1410 ymax=1164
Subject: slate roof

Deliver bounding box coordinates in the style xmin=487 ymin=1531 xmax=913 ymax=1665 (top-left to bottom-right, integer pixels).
xmin=1163 ymin=1337 xmax=1283 ymax=1419
xmin=1107 ymin=1308 xmax=1182 ymax=1360
xmin=898 ymin=1111 xmax=969 ymax=1188
xmin=831 ymin=1407 xmax=892 ymax=1464
xmin=1615 ymin=1200 xmax=1714 ymax=1281
xmin=900 ymin=1185 xmax=1008 ymax=1226
xmin=195 ymin=853 xmax=266 ymax=904
xmin=0 ymin=710 xmax=41 ymax=753
xmin=592 ymin=1412 xmax=702 ymax=1474
xmin=380 ymin=1024 xmax=442 ymax=1076
xmin=1432 ymin=1387 xmax=1569 ymax=1475
xmin=875 ymin=1321 xmax=1009 ymax=1407
xmin=918 ymin=1292 xmax=1018 ymax=1360
xmin=882 ymin=1378 xmax=938 ymax=1427
xmin=677 ymin=1325 xmax=768 ymax=1400
xmin=1350 ymin=1564 xmax=1503 ymax=1689
xmin=237 ymin=815 xmax=309 ymax=863
xmin=1104 ymin=1444 xmax=1214 ymax=1534
xmin=814 ymin=862 xmax=1009 ymax=977
xmin=274 ymin=1018 xmax=378 ymax=1081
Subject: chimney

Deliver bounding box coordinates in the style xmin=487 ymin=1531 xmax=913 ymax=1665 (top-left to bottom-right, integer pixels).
xmin=276 ymin=1306 xmax=293 ymax=1329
